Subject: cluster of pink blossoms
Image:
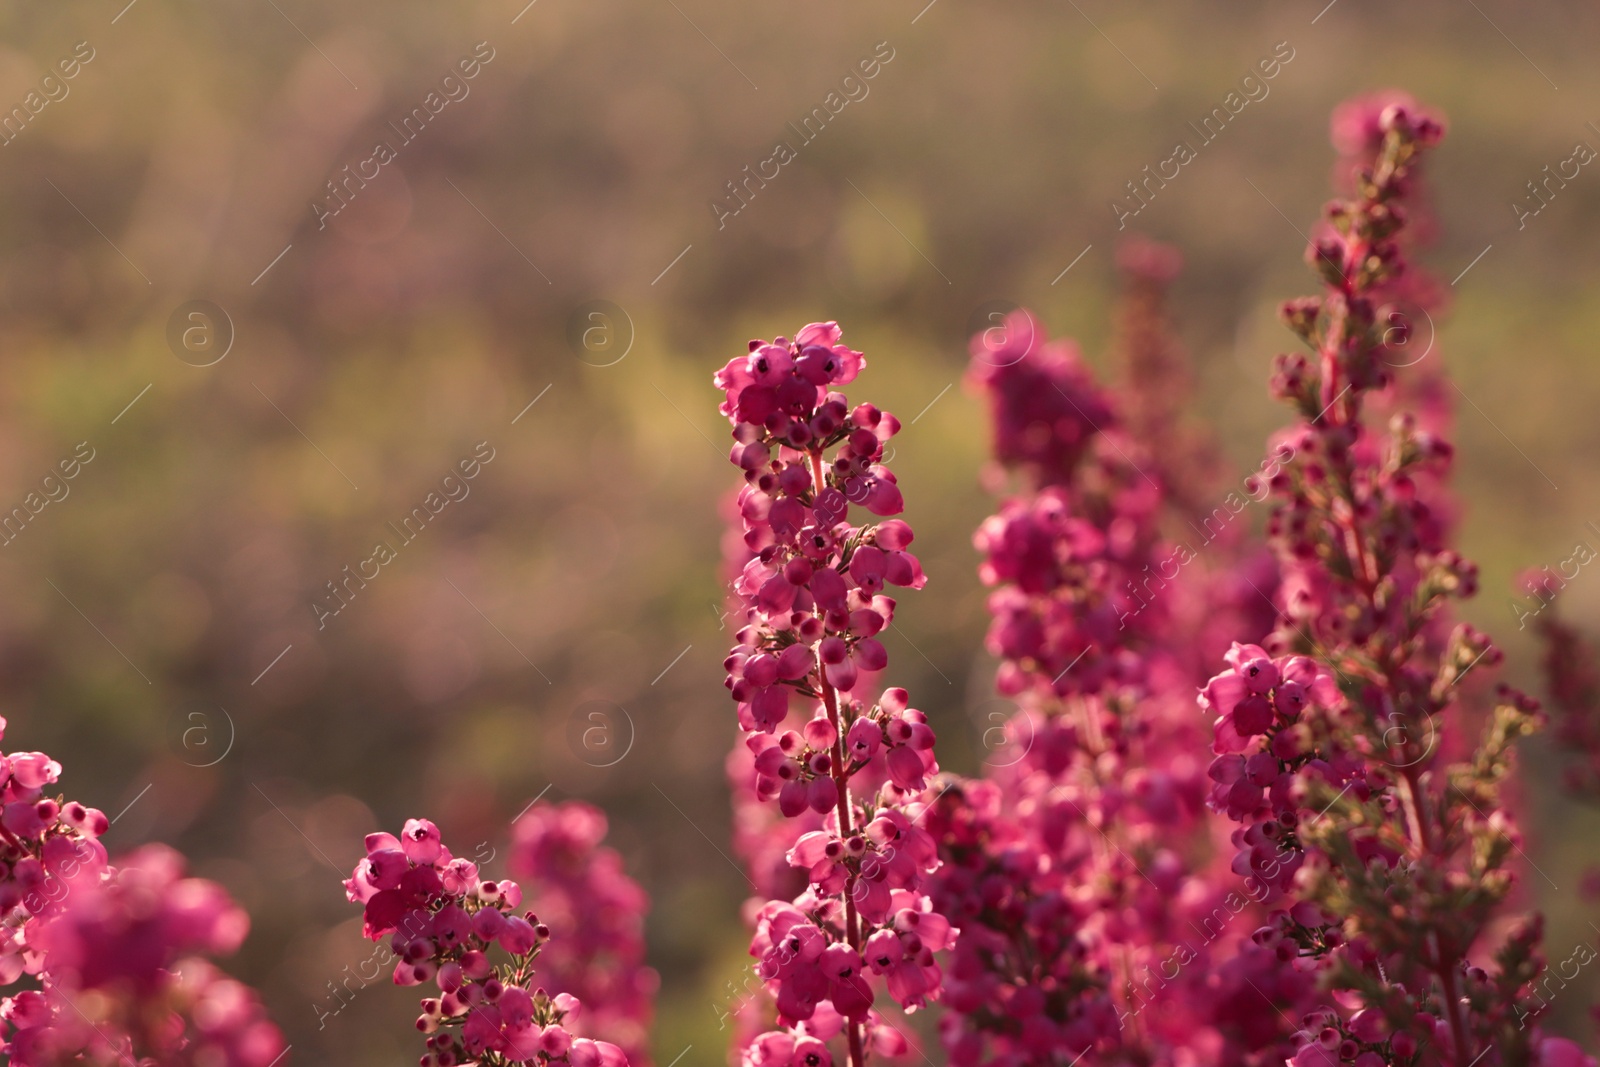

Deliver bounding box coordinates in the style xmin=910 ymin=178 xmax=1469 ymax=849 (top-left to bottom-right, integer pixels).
xmin=923 ymin=774 xmax=1120 ymax=1064
xmin=0 ymin=716 xmax=283 ymax=1067
xmin=8 ymin=845 xmax=282 ymax=1067
xmin=1204 ymin=643 xmax=1345 ymax=902
xmin=0 ymin=744 xmax=107 ymax=933
xmin=714 ymin=324 xmax=954 ymax=1067
xmin=345 ymin=817 xmax=631 ymax=1067
xmin=931 ymin=275 xmax=1258 ymax=1065
xmin=918 ymin=91 xmax=1596 ymax=1067
xmin=508 ymin=802 xmax=658 ymax=1066
xmin=9 ymin=86 xmax=1597 ymax=1067
xmin=966 ymin=313 xmax=1112 ymax=491
xmin=967 ymin=315 xmax=1167 ymax=697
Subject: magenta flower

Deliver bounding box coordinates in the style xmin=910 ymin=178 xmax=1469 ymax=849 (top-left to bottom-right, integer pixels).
xmin=345 ymin=817 xmax=632 ymax=1067
xmin=932 ymin=268 xmax=1266 ymax=1066
xmin=715 ymin=323 xmax=953 ymax=1067
xmin=1201 ymin=95 xmax=1575 ymax=1067
xmin=0 ymin=713 xmax=282 ymax=1067
xmin=4 ymin=845 xmax=283 ymax=1067
xmin=964 ymin=309 xmax=1112 ymax=490
xmin=507 ymin=802 xmax=658 ymax=1066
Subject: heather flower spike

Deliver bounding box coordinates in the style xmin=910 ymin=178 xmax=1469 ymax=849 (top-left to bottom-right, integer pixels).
xmin=346 ymin=817 xmax=632 ymax=1067
xmin=1519 ymin=573 xmax=1600 ymax=803
xmin=715 ymin=323 xmax=952 ymax=1067
xmin=936 ymin=251 xmax=1270 ymax=1065
xmin=508 ymin=802 xmax=659 ymax=1067
xmin=1201 ymin=96 xmax=1582 ymax=1066
xmin=7 ymin=846 xmax=283 ymax=1067
xmin=0 ymin=715 xmax=284 ymax=1067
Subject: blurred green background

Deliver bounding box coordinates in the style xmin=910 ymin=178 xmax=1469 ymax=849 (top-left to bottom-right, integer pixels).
xmin=0 ymin=0 xmax=1596 ymax=1060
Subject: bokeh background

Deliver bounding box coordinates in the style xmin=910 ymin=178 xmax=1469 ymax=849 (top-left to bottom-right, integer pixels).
xmin=0 ymin=0 xmax=1597 ymax=1061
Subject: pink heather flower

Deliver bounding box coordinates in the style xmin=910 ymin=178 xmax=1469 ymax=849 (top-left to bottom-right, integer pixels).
xmin=1110 ymin=236 xmax=1228 ymax=520
xmin=1329 ymin=90 xmax=1443 ymax=173
xmin=0 ymin=727 xmax=110 ymax=922
xmin=972 ymin=483 xmax=1163 ymax=697
xmin=0 ymin=722 xmax=280 ymax=1067
xmin=5 ymin=845 xmax=283 ymax=1067
xmin=6 ymin=753 xmax=62 ymax=792
xmin=507 ymin=801 xmax=658 ymax=1066
xmin=963 ymin=310 xmax=1112 ymax=489
xmin=1528 ymin=600 xmax=1600 ymax=800
xmin=715 ymin=324 xmax=952 ymax=1067
xmin=346 ymin=817 xmax=631 ymax=1067
xmin=1203 ymin=93 xmax=1569 ymax=1067
xmin=1200 ymin=645 xmax=1353 ymax=900
xmin=1541 ymin=1038 xmax=1599 ymax=1067
xmin=932 ymin=279 xmax=1264 ymax=1067
xmin=30 ymin=845 xmax=253 ymax=987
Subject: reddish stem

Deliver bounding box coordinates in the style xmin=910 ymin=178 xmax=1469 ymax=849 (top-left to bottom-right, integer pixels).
xmin=1320 ymin=234 xmax=1467 ymax=1067
xmin=1401 ymin=724 xmax=1470 ymax=1067
xmin=1438 ymin=955 xmax=1472 ymax=1067
xmin=810 ymin=447 xmax=869 ymax=1067
xmin=1310 ymin=138 xmax=1472 ymax=1067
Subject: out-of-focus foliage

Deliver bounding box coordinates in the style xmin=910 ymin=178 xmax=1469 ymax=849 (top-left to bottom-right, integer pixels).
xmin=0 ymin=0 xmax=1595 ymax=1062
